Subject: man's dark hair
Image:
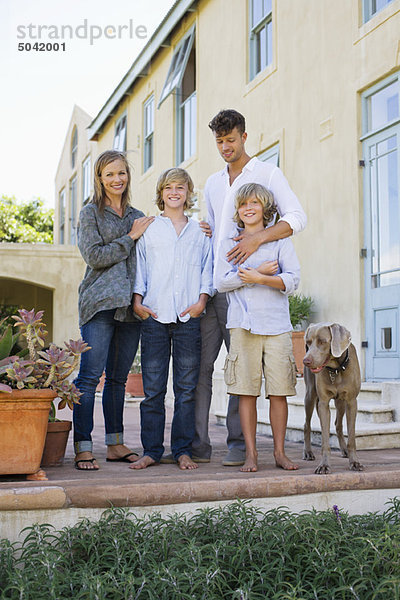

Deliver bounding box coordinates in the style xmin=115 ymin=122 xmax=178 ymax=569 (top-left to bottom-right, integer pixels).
xmin=208 ymin=109 xmax=246 ymax=136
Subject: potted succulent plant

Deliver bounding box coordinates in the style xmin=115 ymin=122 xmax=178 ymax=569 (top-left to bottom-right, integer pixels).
xmin=0 ymin=309 xmax=90 ymax=479
xmin=289 ymin=294 xmax=314 ymax=376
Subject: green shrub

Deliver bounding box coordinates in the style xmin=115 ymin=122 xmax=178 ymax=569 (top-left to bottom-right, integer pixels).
xmin=289 ymin=294 xmax=314 ymax=329
xmin=1 ymin=500 xmax=400 ymax=599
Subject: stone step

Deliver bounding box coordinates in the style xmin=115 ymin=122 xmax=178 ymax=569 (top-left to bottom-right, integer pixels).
xmin=287 ymin=396 xmax=394 ymax=425
xmin=212 ymin=372 xmax=400 ymax=450
xmin=215 ymin=412 xmax=400 ymax=451
xmin=293 ymin=379 xmax=384 ymax=405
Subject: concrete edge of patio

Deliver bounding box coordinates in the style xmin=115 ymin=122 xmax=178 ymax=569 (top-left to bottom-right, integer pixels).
xmin=1 ymin=469 xmax=400 ymax=511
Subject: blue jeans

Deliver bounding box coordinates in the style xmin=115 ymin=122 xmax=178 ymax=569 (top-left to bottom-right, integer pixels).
xmin=140 ymin=317 xmax=201 ymax=462
xmin=193 ymin=292 xmax=244 ymax=458
xmin=73 ymin=309 xmax=141 ymax=453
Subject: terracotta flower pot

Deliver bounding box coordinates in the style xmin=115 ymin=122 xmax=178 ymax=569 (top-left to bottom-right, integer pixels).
xmin=125 ymin=372 xmax=144 ymax=397
xmin=41 ymin=420 xmax=72 ymax=467
xmin=97 ymin=372 xmax=144 ymax=397
xmin=0 ymin=389 xmax=56 ymax=476
xmin=292 ymin=331 xmax=306 ymax=376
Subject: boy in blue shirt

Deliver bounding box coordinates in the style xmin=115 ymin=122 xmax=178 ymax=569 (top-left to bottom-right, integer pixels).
xmin=215 ymin=183 xmax=300 ymax=473
xmin=131 ymin=168 xmax=213 ymax=470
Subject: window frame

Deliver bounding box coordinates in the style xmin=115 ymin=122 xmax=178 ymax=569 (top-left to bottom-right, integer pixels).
xmin=361 ymin=72 xmax=400 ymax=138
xmin=113 ymin=114 xmax=127 ymax=152
xmin=59 ymin=188 xmax=66 ymax=244
xmin=71 ymin=127 xmax=78 ymax=169
xmin=82 ymin=155 xmax=91 ymax=205
xmin=258 ymin=142 xmax=280 ymax=166
xmin=69 ymin=175 xmax=78 ymax=245
xmin=176 ymin=90 xmax=197 ymax=165
xmin=249 ymin=0 xmax=273 ymax=81
xmin=158 ymin=26 xmax=195 ymax=107
xmin=362 ymin=0 xmax=394 ymax=23
xmin=143 ymin=95 xmax=155 ymax=172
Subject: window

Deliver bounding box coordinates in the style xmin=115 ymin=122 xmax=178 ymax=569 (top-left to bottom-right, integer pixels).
xmin=362 ymin=74 xmax=400 ymax=379
xmin=366 ymin=79 xmax=399 ymax=133
xmin=113 ymin=115 xmax=127 ymax=151
xmin=71 ymin=127 xmax=78 ymax=169
xmin=82 ymin=156 xmax=91 ymax=204
xmin=176 ymin=46 xmax=196 ymax=163
xmin=59 ymin=188 xmax=66 ymax=244
xmin=70 ymin=175 xmax=77 ymax=245
xmin=362 ymin=74 xmax=400 ymax=287
xmin=143 ymin=95 xmax=154 ymax=172
xmin=177 ymin=35 xmax=196 ymax=163
xmin=249 ymin=0 xmax=272 ymax=80
xmin=362 ymin=0 xmax=394 ymax=23
xmin=258 ymin=143 xmax=279 ymax=166
xmin=158 ymin=28 xmax=195 ymax=107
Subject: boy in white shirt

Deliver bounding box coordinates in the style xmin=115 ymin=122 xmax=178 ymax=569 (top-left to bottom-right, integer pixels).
xmin=215 ymin=183 xmax=300 ymax=472
xmin=131 ymin=168 xmax=213 ymax=471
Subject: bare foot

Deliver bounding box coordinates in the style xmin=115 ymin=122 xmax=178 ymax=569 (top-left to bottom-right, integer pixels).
xmin=178 ymin=455 xmax=198 ymax=470
xmin=107 ymin=444 xmax=139 ymax=463
xmin=240 ymin=454 xmax=258 ymax=472
xmin=129 ymin=455 xmax=156 ymax=470
xmin=274 ymin=451 xmax=298 ymax=470
xmin=75 ymin=452 xmax=99 ymax=470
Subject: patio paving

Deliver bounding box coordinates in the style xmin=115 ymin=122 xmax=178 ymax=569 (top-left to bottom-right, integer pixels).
xmin=1 ymin=398 xmax=400 ymax=512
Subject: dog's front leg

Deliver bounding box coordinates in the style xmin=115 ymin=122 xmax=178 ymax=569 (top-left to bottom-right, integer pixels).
xmin=315 ymin=396 xmax=332 ymax=474
xmin=334 ymin=398 xmax=348 ymax=458
xmin=345 ymin=399 xmax=364 ymax=471
xmin=303 ymin=369 xmax=317 ymax=460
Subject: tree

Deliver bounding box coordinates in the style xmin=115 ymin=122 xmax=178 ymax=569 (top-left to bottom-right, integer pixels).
xmin=0 ymin=196 xmax=54 ymax=243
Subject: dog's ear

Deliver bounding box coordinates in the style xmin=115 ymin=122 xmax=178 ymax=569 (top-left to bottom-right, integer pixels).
xmin=329 ymin=324 xmax=351 ymax=357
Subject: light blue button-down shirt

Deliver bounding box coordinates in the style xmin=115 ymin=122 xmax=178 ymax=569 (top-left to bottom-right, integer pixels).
xmin=134 ymin=216 xmax=214 ymax=324
xmin=214 ymin=232 xmax=300 ymax=335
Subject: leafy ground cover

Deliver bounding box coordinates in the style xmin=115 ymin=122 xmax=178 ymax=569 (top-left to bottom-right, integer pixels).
xmin=1 ymin=500 xmax=399 ymax=599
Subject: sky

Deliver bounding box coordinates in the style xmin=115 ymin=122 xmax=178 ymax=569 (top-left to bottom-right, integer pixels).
xmin=0 ymin=0 xmax=176 ymax=208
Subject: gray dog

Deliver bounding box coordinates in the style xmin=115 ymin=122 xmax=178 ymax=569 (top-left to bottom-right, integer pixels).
xmin=302 ymin=323 xmax=364 ymax=474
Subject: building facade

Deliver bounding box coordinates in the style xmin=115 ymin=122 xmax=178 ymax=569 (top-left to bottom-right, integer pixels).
xmin=52 ymin=0 xmax=400 ymax=381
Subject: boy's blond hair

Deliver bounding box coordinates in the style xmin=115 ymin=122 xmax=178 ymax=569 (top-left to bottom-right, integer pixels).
xmin=233 ymin=183 xmax=277 ymax=228
xmin=155 ymin=168 xmax=195 ymax=211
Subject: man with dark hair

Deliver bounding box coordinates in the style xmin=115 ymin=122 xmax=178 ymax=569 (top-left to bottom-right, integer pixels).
xmin=192 ymin=108 xmax=307 ymax=467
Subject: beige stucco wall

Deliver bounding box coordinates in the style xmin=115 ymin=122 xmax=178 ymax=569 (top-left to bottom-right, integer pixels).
xmin=90 ymin=0 xmax=400 ymax=377
xmin=0 ymin=244 xmax=85 ymax=345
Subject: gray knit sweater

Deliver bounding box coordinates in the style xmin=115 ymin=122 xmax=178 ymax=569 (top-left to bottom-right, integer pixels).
xmin=77 ymin=203 xmax=144 ymax=327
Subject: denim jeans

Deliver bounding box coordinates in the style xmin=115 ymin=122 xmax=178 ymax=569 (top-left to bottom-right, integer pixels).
xmin=140 ymin=316 xmax=201 ymax=462
xmin=73 ymin=309 xmax=141 ymax=453
xmin=192 ymin=292 xmax=244 ymax=459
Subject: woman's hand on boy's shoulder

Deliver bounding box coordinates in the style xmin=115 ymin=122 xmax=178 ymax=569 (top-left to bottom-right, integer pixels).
xmin=128 ymin=216 xmax=155 ymax=240
xmin=199 ymin=221 xmax=212 ymax=238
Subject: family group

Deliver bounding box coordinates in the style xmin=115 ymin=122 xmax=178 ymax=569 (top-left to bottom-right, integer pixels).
xmin=73 ymin=109 xmax=307 ymax=474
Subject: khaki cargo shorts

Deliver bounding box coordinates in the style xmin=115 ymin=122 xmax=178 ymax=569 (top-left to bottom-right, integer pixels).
xmin=224 ymin=328 xmax=297 ymax=397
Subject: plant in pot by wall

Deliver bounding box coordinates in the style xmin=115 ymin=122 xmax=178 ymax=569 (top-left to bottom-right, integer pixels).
xmin=289 ymin=294 xmax=314 ymax=376
xmin=97 ymin=343 xmax=144 ymax=398
xmin=0 ymin=308 xmax=90 ymax=479
xmin=127 ymin=343 xmax=144 ymax=397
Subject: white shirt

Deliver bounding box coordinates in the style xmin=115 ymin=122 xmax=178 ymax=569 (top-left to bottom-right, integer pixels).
xmin=204 ymin=157 xmax=307 ymax=257
xmin=214 ymin=232 xmax=300 ymax=335
xmin=134 ymin=216 xmax=214 ymax=324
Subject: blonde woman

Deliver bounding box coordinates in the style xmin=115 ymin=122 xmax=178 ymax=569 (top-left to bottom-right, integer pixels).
xmin=73 ymin=150 xmax=153 ymax=470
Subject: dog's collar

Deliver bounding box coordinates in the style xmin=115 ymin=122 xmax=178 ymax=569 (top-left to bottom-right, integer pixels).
xmin=325 ymin=349 xmax=350 ymax=383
